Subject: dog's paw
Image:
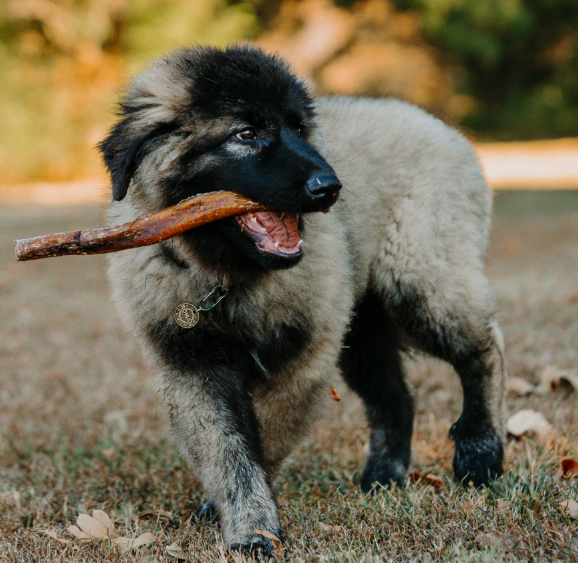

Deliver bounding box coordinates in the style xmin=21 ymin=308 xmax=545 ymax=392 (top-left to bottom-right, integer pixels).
xmin=195 ymin=498 xmax=218 ymax=522
xmin=360 ymin=454 xmax=407 ymax=493
xmin=450 ymin=419 xmax=504 ymax=488
xmin=229 ymin=529 xmax=284 ymax=559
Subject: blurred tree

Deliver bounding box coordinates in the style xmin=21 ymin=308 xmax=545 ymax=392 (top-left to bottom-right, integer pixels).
xmin=0 ymin=0 xmax=576 ymax=184
xmin=393 ymin=0 xmax=578 ymax=139
xmin=0 ymin=0 xmax=258 ymax=183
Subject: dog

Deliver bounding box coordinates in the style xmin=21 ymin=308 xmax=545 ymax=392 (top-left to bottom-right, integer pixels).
xmin=100 ymin=44 xmax=506 ymax=555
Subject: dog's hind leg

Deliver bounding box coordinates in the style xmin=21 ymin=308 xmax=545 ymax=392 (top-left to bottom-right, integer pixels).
xmin=382 ymin=278 xmax=506 ymax=488
xmin=340 ymin=289 xmax=415 ymax=492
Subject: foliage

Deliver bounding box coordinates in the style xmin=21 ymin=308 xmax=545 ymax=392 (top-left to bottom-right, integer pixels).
xmin=393 ymin=0 xmax=578 ymax=139
xmin=0 ymin=0 xmax=258 ymax=183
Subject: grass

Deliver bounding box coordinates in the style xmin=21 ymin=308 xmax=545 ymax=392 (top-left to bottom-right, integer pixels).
xmin=1 ymin=191 xmax=578 ymax=562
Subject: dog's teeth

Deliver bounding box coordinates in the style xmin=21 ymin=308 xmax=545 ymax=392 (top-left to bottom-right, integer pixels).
xmin=251 ymin=217 xmax=258 ymax=224
xmin=274 ymin=242 xmax=279 ymax=249
xmin=298 ymin=240 xmax=303 ymax=246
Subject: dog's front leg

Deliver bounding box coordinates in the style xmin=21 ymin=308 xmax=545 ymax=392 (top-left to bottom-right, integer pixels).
xmin=161 ymin=367 xmax=281 ymax=556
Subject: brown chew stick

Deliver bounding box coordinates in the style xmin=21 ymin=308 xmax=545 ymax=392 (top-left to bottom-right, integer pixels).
xmin=14 ymin=191 xmax=267 ymax=262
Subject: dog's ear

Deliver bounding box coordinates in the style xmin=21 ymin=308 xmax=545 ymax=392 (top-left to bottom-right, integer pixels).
xmin=99 ymin=119 xmax=177 ymax=201
xmin=99 ymin=117 xmax=149 ymax=202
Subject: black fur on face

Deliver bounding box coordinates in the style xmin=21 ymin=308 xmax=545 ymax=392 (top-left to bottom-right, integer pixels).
xmin=99 ymin=45 xmax=341 ymax=273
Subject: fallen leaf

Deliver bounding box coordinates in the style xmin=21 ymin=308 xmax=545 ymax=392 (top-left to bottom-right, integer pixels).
xmin=92 ymin=510 xmax=117 ymax=536
xmin=506 ymin=377 xmax=535 ymax=396
xmin=329 ymin=385 xmax=341 ymax=402
xmin=559 ymin=499 xmax=578 ymax=518
xmin=112 ymin=532 xmax=156 ymax=553
xmin=67 ymin=525 xmax=91 ymax=540
xmin=112 ymin=536 xmax=131 ymax=553
xmin=166 ymin=543 xmax=187 ymax=560
xmin=77 ymin=513 xmax=110 ymax=539
xmin=408 ymin=472 xmax=443 ymax=490
xmin=557 ymin=458 xmax=578 ymax=482
xmin=318 ymin=522 xmax=343 ymax=533
xmin=132 ymin=532 xmax=157 ymax=549
xmin=254 ymin=528 xmax=283 ymax=551
xmin=43 ymin=530 xmax=71 ymax=544
xmin=506 ymin=409 xmax=552 ymax=439
xmin=138 ymin=510 xmax=172 ymax=521
xmin=539 ymin=365 xmax=578 ymax=393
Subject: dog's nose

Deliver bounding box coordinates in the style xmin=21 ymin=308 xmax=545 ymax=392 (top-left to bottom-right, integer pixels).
xmin=305 ymin=174 xmax=342 ymax=200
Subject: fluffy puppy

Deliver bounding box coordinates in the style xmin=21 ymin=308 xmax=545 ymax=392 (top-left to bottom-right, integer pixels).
xmin=101 ymin=45 xmax=506 ymax=555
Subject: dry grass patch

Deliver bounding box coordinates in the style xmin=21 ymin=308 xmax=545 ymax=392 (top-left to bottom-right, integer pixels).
xmin=1 ymin=191 xmax=577 ymax=562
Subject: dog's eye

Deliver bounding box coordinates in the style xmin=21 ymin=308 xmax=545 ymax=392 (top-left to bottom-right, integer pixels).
xmin=298 ymin=124 xmax=305 ymax=135
xmin=236 ymin=128 xmax=257 ymax=140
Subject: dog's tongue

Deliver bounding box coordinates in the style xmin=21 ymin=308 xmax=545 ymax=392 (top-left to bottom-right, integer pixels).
xmin=236 ymin=211 xmax=302 ymax=256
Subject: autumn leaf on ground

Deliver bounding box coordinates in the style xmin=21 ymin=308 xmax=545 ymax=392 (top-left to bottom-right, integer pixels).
xmin=329 ymin=385 xmax=341 ymax=402
xmin=408 ymin=472 xmax=444 ymax=490
xmin=506 ymin=409 xmax=552 ymax=439
xmin=539 ymin=365 xmax=578 ymax=392
xmin=556 ymin=458 xmax=578 ymax=482
xmin=166 ymin=543 xmax=188 ymax=559
xmin=506 ymin=377 xmax=535 ymax=396
xmin=254 ymin=528 xmax=283 ymax=552
xmin=559 ymin=499 xmax=578 ymax=518
xmin=76 ymin=512 xmax=114 ymax=538
xmin=66 ymin=510 xmax=155 ymax=552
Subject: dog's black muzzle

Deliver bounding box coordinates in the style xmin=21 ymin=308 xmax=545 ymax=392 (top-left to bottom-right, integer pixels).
xmin=305 ymin=173 xmax=342 ymax=205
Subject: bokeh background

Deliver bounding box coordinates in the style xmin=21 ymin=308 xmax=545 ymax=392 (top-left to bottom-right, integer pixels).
xmin=0 ymin=0 xmax=577 ymax=186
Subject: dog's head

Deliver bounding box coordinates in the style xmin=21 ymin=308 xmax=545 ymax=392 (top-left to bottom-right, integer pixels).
xmin=100 ymin=45 xmax=341 ymax=271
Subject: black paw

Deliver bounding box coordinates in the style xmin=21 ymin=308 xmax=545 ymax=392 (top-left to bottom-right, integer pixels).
xmin=360 ymin=454 xmax=408 ymax=493
xmin=195 ymin=498 xmax=218 ymax=522
xmin=450 ymin=419 xmax=504 ymax=488
xmin=229 ymin=529 xmax=284 ymax=559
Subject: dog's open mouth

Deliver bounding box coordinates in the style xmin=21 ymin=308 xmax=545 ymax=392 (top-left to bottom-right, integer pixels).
xmin=236 ymin=211 xmax=302 ymax=257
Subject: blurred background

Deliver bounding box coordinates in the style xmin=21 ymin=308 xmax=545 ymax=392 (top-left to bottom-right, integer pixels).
xmin=0 ymin=0 xmax=577 ymax=193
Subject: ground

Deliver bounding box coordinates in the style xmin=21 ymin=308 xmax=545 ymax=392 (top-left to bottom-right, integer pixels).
xmin=0 ymin=190 xmax=577 ymax=562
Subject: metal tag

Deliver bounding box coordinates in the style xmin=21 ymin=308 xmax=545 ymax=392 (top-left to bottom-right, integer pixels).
xmin=175 ymin=303 xmax=199 ymax=328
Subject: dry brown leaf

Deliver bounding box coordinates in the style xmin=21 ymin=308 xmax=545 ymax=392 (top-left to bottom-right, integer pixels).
xmin=166 ymin=543 xmax=187 ymax=559
xmin=539 ymin=365 xmax=578 ymax=392
xmin=559 ymin=499 xmax=578 ymax=518
xmin=138 ymin=510 xmax=172 ymax=521
xmin=112 ymin=536 xmax=131 ymax=553
xmin=329 ymin=385 xmax=341 ymax=402
xmin=77 ymin=513 xmax=110 ymax=539
xmin=67 ymin=525 xmax=92 ymax=540
xmin=557 ymin=458 xmax=578 ymax=482
xmin=408 ymin=472 xmax=444 ymax=490
xmin=132 ymin=532 xmax=157 ymax=549
xmin=506 ymin=377 xmax=535 ymax=396
xmin=506 ymin=409 xmax=552 ymax=439
xmin=43 ymin=530 xmax=72 ymax=544
xmin=92 ymin=510 xmax=117 ymax=536
xmin=254 ymin=528 xmax=283 ymax=551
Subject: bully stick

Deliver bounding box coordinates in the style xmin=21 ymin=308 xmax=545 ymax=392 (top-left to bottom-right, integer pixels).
xmin=14 ymin=191 xmax=267 ymax=262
